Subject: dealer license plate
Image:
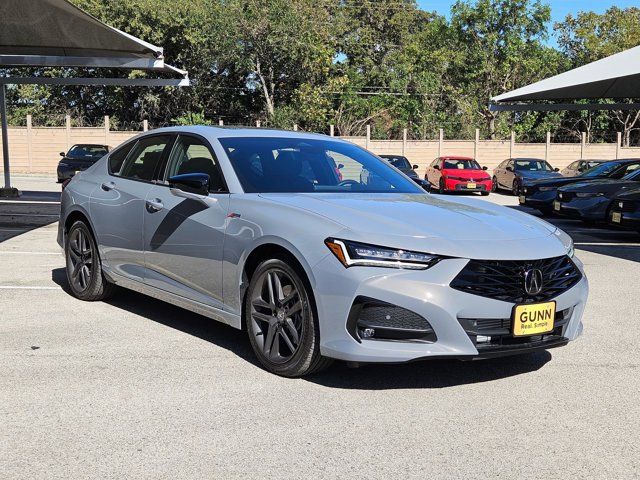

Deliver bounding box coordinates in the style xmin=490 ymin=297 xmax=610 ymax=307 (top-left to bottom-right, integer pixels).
xmin=554 ymin=200 xmax=561 ymax=211
xmin=612 ymin=212 xmax=622 ymax=224
xmin=513 ymin=302 xmax=556 ymax=337
xmin=519 ymin=195 xmax=526 ymax=204
xmin=467 ymin=182 xmax=476 ymax=189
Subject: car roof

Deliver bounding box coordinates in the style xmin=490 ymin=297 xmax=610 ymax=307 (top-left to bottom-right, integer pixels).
xmin=148 ymin=125 xmax=337 ymax=142
xmin=71 ymin=143 xmax=109 ymax=148
xmin=510 ymin=158 xmax=545 ymax=161
xmin=440 ymin=156 xmax=474 ymax=161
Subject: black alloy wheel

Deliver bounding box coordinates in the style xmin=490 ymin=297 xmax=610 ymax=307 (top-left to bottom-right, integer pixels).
xmin=245 ymin=259 xmax=331 ymax=377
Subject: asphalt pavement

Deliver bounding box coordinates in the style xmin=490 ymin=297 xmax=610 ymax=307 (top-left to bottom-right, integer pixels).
xmin=1 ymin=176 xmax=639 ymax=479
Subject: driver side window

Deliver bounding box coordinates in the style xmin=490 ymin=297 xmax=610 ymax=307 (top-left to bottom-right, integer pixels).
xmin=164 ymin=135 xmax=226 ymax=193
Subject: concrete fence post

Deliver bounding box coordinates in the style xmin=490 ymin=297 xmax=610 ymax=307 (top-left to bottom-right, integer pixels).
xmin=474 ymin=128 xmax=480 ymax=161
xmin=580 ymin=132 xmax=586 ymax=159
xmin=104 ymin=116 xmax=110 ymax=145
xmin=219 ymin=119 xmax=224 ymax=126
xmin=256 ymin=120 xmax=261 ymax=128
xmin=616 ymin=132 xmax=622 ymax=159
xmin=65 ymin=115 xmax=71 ymax=150
xmin=366 ymin=124 xmax=371 ymax=150
xmin=293 ymin=124 xmax=298 ymax=132
xmin=329 ymin=124 xmax=334 ymax=137
xmin=402 ymin=128 xmax=407 ymax=156
xmin=545 ymin=131 xmax=551 ymax=162
xmin=510 ymin=131 xmax=515 ymax=158
xmin=438 ymin=128 xmax=443 ymax=157
xmin=143 ymin=119 xmax=148 ymax=132
xmin=26 ymin=114 xmax=32 ymax=173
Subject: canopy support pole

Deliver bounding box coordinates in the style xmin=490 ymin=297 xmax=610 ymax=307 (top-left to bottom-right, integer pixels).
xmin=0 ymin=83 xmax=19 ymax=197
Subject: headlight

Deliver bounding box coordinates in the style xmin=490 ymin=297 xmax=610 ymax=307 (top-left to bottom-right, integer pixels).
xmin=539 ymin=186 xmax=555 ymax=192
xmin=325 ymin=238 xmax=442 ymax=270
xmin=576 ymin=192 xmax=604 ymax=198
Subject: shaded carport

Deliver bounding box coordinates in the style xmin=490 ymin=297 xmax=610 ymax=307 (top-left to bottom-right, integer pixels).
xmin=490 ymin=44 xmax=640 ymax=112
xmin=0 ymin=0 xmax=189 ymax=197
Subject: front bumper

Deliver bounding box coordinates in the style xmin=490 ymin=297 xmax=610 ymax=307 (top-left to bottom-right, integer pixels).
xmin=313 ymin=254 xmax=588 ymax=363
xmin=445 ymin=179 xmax=492 ymax=192
xmin=554 ymin=197 xmax=608 ymax=220
xmin=609 ymin=209 xmax=640 ymax=230
xmin=520 ymin=190 xmax=556 ymax=210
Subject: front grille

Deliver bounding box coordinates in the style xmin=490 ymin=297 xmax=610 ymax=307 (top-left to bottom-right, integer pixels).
xmin=459 ymin=307 xmax=572 ymax=337
xmin=450 ymin=256 xmax=582 ymax=303
xmin=557 ymin=191 xmax=575 ymax=201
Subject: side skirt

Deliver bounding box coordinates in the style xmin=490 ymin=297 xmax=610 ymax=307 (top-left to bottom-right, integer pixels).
xmin=104 ymin=268 xmax=242 ymax=330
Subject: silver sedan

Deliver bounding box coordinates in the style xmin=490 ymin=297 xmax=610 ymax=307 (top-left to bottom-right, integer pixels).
xmin=58 ymin=127 xmax=588 ymax=377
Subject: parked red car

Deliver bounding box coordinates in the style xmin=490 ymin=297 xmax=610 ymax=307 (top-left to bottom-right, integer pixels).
xmin=424 ymin=156 xmax=491 ymax=195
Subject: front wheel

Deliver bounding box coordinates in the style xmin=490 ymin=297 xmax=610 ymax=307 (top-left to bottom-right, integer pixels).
xmin=245 ymin=258 xmax=331 ymax=377
xmin=512 ymin=179 xmax=521 ymax=196
xmin=438 ymin=178 xmax=446 ymax=194
xmin=65 ymin=220 xmax=115 ymax=301
xmin=491 ymin=176 xmax=498 ymax=192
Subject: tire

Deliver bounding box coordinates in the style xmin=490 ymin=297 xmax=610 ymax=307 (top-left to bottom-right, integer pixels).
xmin=512 ymin=179 xmax=520 ymax=196
xmin=480 ymin=191 xmax=490 ymax=196
xmin=491 ymin=176 xmax=498 ymax=192
xmin=245 ymin=258 xmax=332 ymax=377
xmin=438 ymin=178 xmax=446 ymax=194
xmin=65 ymin=220 xmax=115 ymax=301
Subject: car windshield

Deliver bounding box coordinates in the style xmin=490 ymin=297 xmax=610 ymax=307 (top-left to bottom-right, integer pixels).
xmin=443 ymin=159 xmax=481 ymax=170
xmin=514 ymin=160 xmax=553 ymax=171
xmin=623 ymin=168 xmax=640 ymax=181
xmin=582 ymin=162 xmax=622 ymax=178
xmin=219 ymin=137 xmax=423 ymax=194
xmin=67 ymin=145 xmax=108 ymax=159
xmin=383 ymin=156 xmax=411 ymax=169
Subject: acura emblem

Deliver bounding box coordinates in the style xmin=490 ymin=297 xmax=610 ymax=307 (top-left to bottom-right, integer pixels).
xmin=524 ymin=268 xmax=544 ymax=296
xmin=619 ymin=202 xmax=624 ymax=209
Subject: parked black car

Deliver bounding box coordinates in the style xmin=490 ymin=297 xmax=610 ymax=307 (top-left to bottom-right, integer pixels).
xmin=492 ymin=158 xmax=562 ymax=195
xmin=57 ymin=144 xmax=110 ymax=182
xmin=377 ymin=154 xmax=429 ymax=189
xmin=520 ymin=159 xmax=640 ymax=215
xmin=561 ymin=159 xmax=610 ymax=177
xmin=554 ymin=168 xmax=640 ymax=223
xmin=609 ymin=188 xmax=640 ymax=232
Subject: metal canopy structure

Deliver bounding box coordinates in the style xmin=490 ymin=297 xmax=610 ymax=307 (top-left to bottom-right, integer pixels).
xmin=0 ymin=0 xmax=190 ymax=195
xmin=490 ymin=45 xmax=640 ymax=112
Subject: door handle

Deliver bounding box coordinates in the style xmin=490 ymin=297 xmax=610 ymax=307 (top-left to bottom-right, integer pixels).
xmin=146 ymin=198 xmax=164 ymax=213
xmin=101 ymin=181 xmax=116 ymax=191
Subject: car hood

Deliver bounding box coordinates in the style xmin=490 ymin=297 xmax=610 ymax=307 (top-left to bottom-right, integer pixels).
xmin=442 ymin=169 xmax=490 ymax=180
xmin=560 ymin=179 xmax=638 ymax=194
xmin=518 ymin=171 xmax=563 ymax=180
xmin=60 ymin=157 xmax=99 ymax=166
xmin=526 ymin=176 xmax=587 ymax=188
xmin=400 ymin=168 xmax=418 ymax=178
xmin=259 ymin=193 xmax=567 ymax=259
xmin=613 ymin=187 xmax=640 ymax=201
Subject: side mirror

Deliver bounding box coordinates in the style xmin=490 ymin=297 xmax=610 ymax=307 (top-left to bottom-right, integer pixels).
xmin=60 ymin=152 xmax=66 ymax=157
xmin=554 ymin=168 xmax=560 ymax=172
xmin=506 ymin=166 xmax=513 ymax=172
xmin=412 ymin=164 xmax=419 ymax=170
xmin=434 ymin=165 xmax=440 ymax=170
xmin=169 ymin=173 xmax=210 ymax=196
xmin=337 ymin=163 xmax=344 ymax=170
xmin=482 ymin=166 xmax=488 ymax=171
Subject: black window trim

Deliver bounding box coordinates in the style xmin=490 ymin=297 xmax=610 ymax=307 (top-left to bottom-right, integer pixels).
xmin=108 ymin=133 xmax=176 ymax=185
xmin=155 ymin=132 xmax=230 ymax=194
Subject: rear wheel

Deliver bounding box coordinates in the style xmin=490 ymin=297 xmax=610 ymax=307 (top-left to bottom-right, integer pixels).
xmin=512 ymin=179 xmax=520 ymax=196
xmin=65 ymin=221 xmax=115 ymax=301
xmin=245 ymin=258 xmax=331 ymax=377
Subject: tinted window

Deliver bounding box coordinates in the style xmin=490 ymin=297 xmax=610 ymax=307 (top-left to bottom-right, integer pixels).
xmin=108 ymin=141 xmax=136 ymax=174
xmin=514 ymin=160 xmax=553 ymax=171
xmin=382 ymin=156 xmax=411 ymax=169
xmin=219 ymin=137 xmax=422 ymax=194
xmin=621 ymin=164 xmax=640 ymax=180
xmin=119 ymin=135 xmax=171 ymax=181
xmin=582 ymin=161 xmax=624 ymax=178
xmin=443 ymin=159 xmax=481 ymax=170
xmin=67 ymin=144 xmax=109 ymax=159
xmin=165 ymin=135 xmax=226 ymax=192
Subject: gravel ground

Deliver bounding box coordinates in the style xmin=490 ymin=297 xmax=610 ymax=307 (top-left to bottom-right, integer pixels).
xmin=1 ymin=176 xmax=639 ymax=479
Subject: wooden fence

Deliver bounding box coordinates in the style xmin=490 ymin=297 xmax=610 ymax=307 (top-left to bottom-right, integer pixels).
xmin=2 ymin=116 xmax=640 ymax=176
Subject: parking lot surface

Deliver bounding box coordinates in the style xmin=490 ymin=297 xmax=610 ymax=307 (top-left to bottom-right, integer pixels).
xmin=1 ymin=175 xmax=639 ymax=479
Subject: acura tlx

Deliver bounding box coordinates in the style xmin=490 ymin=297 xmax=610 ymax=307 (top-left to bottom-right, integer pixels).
xmin=58 ymin=127 xmax=588 ymax=377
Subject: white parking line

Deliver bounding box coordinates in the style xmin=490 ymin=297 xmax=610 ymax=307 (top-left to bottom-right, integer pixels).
xmin=0 ymin=286 xmax=62 ymax=290
xmin=576 ymin=242 xmax=640 ymax=247
xmin=0 ymin=251 xmax=61 ymax=255
xmin=0 ymin=213 xmax=59 ymax=217
xmin=0 ymin=200 xmax=60 ymax=204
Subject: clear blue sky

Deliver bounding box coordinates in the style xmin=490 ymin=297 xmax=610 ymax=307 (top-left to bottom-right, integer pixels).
xmin=417 ymin=0 xmax=639 ymax=45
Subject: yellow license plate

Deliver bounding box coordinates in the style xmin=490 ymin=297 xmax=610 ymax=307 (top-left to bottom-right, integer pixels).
xmin=554 ymin=200 xmax=561 ymax=211
xmin=612 ymin=212 xmax=622 ymax=223
xmin=467 ymin=182 xmax=476 ymax=189
xmin=519 ymin=195 xmax=526 ymax=204
xmin=513 ymin=302 xmax=556 ymax=337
